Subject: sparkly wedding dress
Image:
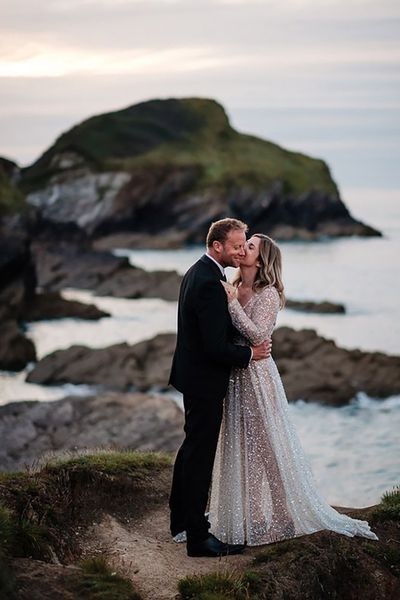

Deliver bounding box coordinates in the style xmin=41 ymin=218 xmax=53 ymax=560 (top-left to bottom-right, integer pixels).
xmin=209 ymin=285 xmax=378 ymax=546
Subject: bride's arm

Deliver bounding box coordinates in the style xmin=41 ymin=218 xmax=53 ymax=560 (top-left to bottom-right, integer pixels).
xmin=228 ymin=287 xmax=280 ymax=346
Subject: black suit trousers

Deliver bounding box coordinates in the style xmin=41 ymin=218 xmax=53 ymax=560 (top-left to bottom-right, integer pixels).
xmin=169 ymin=392 xmax=224 ymax=544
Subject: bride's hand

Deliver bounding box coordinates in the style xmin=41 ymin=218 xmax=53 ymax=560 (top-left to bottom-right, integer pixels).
xmin=220 ymin=281 xmax=238 ymax=303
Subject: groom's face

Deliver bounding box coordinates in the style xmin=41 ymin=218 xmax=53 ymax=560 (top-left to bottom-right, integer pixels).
xmin=218 ymin=230 xmax=247 ymax=268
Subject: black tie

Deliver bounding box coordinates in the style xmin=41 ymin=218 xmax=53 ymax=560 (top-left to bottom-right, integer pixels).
xmin=222 ymin=272 xmax=227 ymax=282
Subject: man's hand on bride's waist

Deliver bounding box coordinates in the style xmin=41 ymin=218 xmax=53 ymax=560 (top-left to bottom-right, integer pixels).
xmin=251 ymin=339 xmax=272 ymax=361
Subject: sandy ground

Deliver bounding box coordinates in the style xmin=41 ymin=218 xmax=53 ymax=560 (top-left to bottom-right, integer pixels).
xmin=83 ymin=503 xmax=260 ymax=600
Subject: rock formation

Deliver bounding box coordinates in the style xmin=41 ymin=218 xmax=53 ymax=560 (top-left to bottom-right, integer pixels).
xmin=33 ymin=242 xmax=182 ymax=300
xmin=285 ymin=299 xmax=345 ymax=313
xmin=26 ymin=329 xmax=400 ymax=406
xmin=18 ymin=98 xmax=380 ymax=245
xmin=0 ymin=392 xmax=183 ymax=472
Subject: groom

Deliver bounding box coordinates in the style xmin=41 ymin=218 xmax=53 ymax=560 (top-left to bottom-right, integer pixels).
xmin=169 ymin=218 xmax=271 ymax=557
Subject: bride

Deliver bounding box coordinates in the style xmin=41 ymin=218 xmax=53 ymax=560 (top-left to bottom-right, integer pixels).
xmin=208 ymin=233 xmax=378 ymax=546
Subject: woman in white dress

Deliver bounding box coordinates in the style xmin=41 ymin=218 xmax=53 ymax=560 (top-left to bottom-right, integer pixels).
xmin=208 ymin=233 xmax=378 ymax=546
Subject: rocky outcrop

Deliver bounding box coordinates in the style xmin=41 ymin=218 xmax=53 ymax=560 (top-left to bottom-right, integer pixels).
xmin=19 ymin=98 xmax=380 ymax=245
xmin=33 ymin=242 xmax=182 ymax=300
xmin=0 ymin=392 xmax=183 ymax=472
xmin=26 ymin=329 xmax=400 ymax=405
xmin=273 ymin=327 xmax=400 ymax=405
xmin=0 ymin=320 xmax=36 ymax=371
xmin=23 ymin=291 xmax=109 ymax=321
xmin=0 ymin=229 xmax=37 ymax=369
xmin=26 ymin=333 xmax=176 ymax=390
xmin=285 ymin=299 xmax=345 ymax=313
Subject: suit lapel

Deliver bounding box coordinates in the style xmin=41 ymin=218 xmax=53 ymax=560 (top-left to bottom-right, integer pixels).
xmin=200 ymin=254 xmax=225 ymax=280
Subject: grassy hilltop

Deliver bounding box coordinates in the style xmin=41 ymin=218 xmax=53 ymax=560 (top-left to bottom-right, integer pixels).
xmin=21 ymin=98 xmax=337 ymax=198
xmin=0 ymin=449 xmax=399 ymax=599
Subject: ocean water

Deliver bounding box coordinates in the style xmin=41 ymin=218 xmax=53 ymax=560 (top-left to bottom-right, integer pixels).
xmin=0 ymin=188 xmax=399 ymax=506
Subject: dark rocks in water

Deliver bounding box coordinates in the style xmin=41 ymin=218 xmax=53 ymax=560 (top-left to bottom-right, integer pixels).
xmin=27 ymin=333 xmax=177 ymax=390
xmin=0 ymin=392 xmax=184 ymax=472
xmin=23 ymin=291 xmax=109 ymax=321
xmin=273 ymin=327 xmax=400 ymax=405
xmin=0 ymin=229 xmax=37 ymax=369
xmin=285 ymin=299 xmax=346 ymax=314
xmin=0 ymin=319 xmax=36 ymax=371
xmin=18 ymin=98 xmax=380 ymax=245
xmin=26 ymin=328 xmax=400 ymax=406
xmin=33 ymin=242 xmax=182 ymax=301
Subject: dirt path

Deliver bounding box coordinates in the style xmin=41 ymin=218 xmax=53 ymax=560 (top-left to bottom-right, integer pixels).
xmin=83 ymin=503 xmax=260 ymax=600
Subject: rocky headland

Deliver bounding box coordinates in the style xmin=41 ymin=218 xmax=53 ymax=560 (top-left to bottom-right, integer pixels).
xmin=8 ymin=97 xmax=380 ymax=246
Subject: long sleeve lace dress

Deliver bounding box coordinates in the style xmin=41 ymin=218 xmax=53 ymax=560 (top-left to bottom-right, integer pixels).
xmin=209 ymin=285 xmax=378 ymax=546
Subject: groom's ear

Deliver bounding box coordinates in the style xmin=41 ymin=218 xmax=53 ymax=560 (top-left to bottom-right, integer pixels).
xmin=213 ymin=240 xmax=223 ymax=254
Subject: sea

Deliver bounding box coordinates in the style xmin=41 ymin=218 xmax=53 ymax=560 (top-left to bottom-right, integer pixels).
xmin=0 ymin=147 xmax=399 ymax=507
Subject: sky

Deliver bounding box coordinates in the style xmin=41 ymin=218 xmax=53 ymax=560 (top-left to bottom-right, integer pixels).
xmin=1 ymin=0 xmax=399 ymax=188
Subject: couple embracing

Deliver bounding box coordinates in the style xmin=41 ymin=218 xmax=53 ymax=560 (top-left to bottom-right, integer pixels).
xmin=169 ymin=218 xmax=377 ymax=558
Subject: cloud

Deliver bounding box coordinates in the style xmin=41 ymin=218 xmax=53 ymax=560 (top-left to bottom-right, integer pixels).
xmin=0 ymin=0 xmax=399 ymax=170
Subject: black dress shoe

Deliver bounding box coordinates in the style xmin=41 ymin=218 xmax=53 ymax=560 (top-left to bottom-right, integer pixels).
xmin=187 ymin=534 xmax=246 ymax=557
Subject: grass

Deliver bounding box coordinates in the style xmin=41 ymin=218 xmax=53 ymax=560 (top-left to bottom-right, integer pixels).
xmin=0 ymin=450 xmax=172 ymax=562
xmin=0 ymin=450 xmax=170 ymax=599
xmin=252 ymin=539 xmax=301 ymax=564
xmin=364 ymin=541 xmax=400 ymax=578
xmin=0 ymin=165 xmax=29 ymax=216
xmin=178 ymin=569 xmax=261 ymax=600
xmin=70 ymin=556 xmax=142 ymax=600
xmin=43 ymin=449 xmax=173 ymax=479
xmin=372 ymin=486 xmax=400 ymax=523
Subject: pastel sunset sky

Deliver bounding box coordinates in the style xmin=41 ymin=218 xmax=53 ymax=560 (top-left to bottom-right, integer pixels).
xmin=1 ymin=0 xmax=399 ymax=187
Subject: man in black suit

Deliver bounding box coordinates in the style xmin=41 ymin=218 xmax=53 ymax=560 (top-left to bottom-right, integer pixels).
xmin=169 ymin=218 xmax=271 ymax=557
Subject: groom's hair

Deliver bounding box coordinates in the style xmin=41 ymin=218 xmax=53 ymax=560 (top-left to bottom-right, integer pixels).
xmin=206 ymin=218 xmax=248 ymax=247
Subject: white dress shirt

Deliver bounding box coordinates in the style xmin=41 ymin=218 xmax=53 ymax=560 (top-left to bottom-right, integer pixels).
xmin=205 ymin=253 xmax=253 ymax=362
xmin=205 ymin=253 xmax=225 ymax=278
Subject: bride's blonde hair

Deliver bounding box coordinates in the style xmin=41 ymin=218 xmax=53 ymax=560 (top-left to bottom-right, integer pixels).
xmin=232 ymin=234 xmax=286 ymax=309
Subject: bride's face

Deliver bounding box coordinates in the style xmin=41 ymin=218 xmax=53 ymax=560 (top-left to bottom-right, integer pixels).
xmin=241 ymin=236 xmax=261 ymax=268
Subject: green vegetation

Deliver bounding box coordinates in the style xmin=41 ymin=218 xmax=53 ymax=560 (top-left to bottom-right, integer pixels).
xmin=372 ymin=486 xmax=400 ymax=522
xmin=44 ymin=449 xmax=172 ymax=479
xmin=364 ymin=541 xmax=400 ymax=578
xmin=252 ymin=539 xmax=302 ymax=564
xmin=70 ymin=556 xmax=142 ymax=600
xmin=0 ymin=450 xmax=171 ymax=600
xmin=20 ymin=98 xmax=338 ymax=198
xmin=0 ymin=450 xmax=172 ymax=562
xmin=178 ymin=569 xmax=261 ymax=600
xmin=0 ymin=164 xmax=28 ymax=216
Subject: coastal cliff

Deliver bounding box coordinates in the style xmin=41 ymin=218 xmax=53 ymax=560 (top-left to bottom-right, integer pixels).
xmin=16 ymin=98 xmax=379 ymax=245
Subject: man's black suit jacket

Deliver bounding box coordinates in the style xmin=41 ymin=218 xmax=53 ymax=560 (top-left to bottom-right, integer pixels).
xmin=169 ymin=254 xmax=252 ymax=399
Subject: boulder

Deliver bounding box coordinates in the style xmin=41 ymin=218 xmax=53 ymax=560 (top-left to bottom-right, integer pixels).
xmin=23 ymin=292 xmax=109 ymax=321
xmin=0 ymin=392 xmax=184 ymax=471
xmin=0 ymin=319 xmax=36 ymax=370
xmin=26 ymin=333 xmax=176 ymax=390
xmin=273 ymin=327 xmax=400 ymax=405
xmin=0 ymin=229 xmax=37 ymax=369
xmin=33 ymin=242 xmax=182 ymax=301
xmin=285 ymin=299 xmax=345 ymax=313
